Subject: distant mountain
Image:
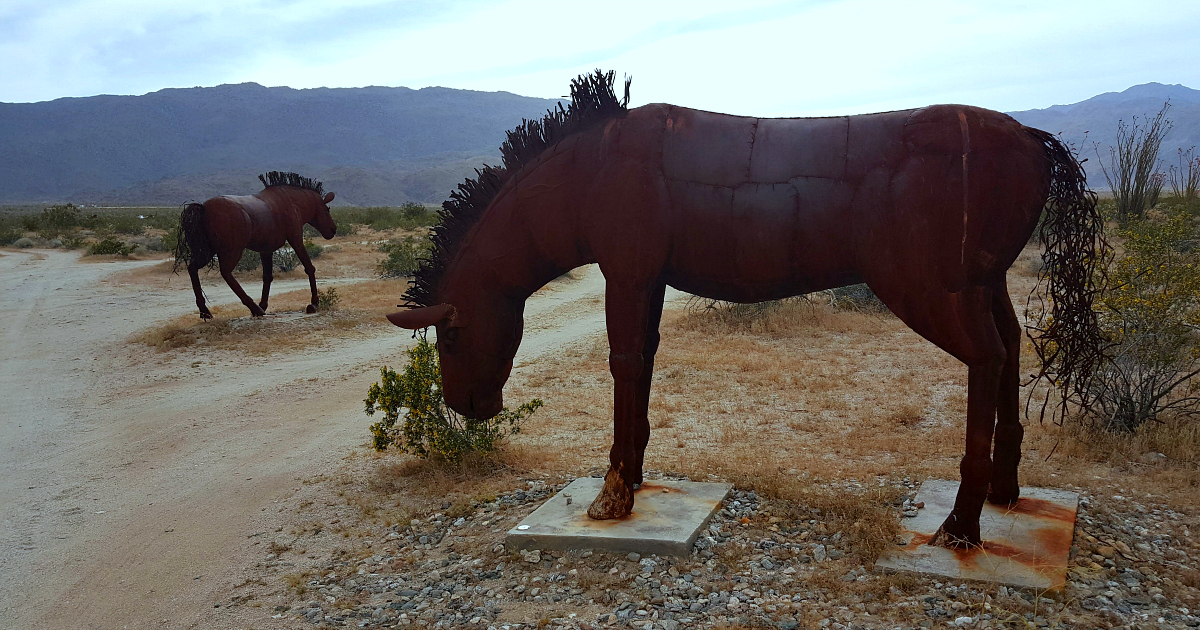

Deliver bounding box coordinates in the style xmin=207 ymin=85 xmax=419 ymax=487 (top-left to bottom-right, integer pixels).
xmin=1007 ymin=82 xmax=1200 ymax=187
xmin=5 ymin=81 xmax=1199 ymax=205
xmin=0 ymin=83 xmax=561 ymax=205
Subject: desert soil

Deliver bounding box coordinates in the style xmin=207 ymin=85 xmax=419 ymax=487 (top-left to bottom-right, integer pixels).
xmin=0 ymin=248 xmax=664 ymax=629
xmin=2 ymin=247 xmax=1198 ymax=630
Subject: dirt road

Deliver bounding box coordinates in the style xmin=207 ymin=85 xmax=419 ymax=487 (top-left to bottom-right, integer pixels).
xmin=0 ymin=250 xmax=659 ymax=629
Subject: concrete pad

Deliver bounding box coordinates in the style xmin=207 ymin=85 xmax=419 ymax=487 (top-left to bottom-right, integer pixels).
xmin=875 ymin=480 xmax=1079 ymax=590
xmin=506 ymin=478 xmax=731 ymax=557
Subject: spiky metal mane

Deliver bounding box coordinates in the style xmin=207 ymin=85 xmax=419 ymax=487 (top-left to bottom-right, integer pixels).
xmin=403 ymin=70 xmax=631 ymax=307
xmin=258 ymin=171 xmax=324 ymax=195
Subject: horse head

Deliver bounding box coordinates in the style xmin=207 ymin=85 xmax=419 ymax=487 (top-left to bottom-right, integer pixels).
xmin=309 ymin=191 xmax=337 ymax=239
xmin=387 ymin=287 xmax=523 ymax=420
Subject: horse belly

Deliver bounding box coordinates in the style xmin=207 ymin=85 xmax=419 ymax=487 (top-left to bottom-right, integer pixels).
xmin=664 ymin=178 xmax=858 ymax=302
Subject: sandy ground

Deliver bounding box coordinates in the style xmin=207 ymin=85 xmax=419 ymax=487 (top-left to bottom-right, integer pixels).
xmin=0 ymin=249 xmax=675 ymax=629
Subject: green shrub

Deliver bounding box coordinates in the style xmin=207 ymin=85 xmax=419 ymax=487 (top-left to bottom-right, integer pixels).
xmin=401 ymin=202 xmax=428 ymax=220
xmin=233 ymin=249 xmax=261 ymax=272
xmin=36 ymin=203 xmax=81 ymax=240
xmin=0 ymin=227 xmax=19 ymax=246
xmin=377 ymin=237 xmax=429 ymax=278
xmin=273 ymin=247 xmax=300 ymax=272
xmin=365 ymin=336 xmax=543 ymax=463
xmin=826 ymin=283 xmax=888 ymax=313
xmin=106 ymin=213 xmax=145 ymax=235
xmin=304 ymin=239 xmax=324 ymax=259
xmin=317 ymin=287 xmax=340 ymax=311
xmin=1084 ymin=207 xmax=1200 ymax=431
xmin=331 ymin=205 xmax=436 ymax=231
xmin=87 ymin=236 xmax=133 ymax=256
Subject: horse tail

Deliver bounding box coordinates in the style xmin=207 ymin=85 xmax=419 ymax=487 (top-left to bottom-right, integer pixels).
xmin=173 ymin=202 xmax=214 ymax=274
xmin=1024 ymin=127 xmax=1111 ymax=421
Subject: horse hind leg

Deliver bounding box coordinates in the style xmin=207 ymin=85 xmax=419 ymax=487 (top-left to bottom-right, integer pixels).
xmin=988 ymin=284 xmax=1023 ymax=505
xmin=873 ymin=282 xmax=1006 ymax=548
xmin=187 ymin=261 xmax=213 ymax=320
xmin=218 ymin=250 xmax=266 ymax=317
xmin=258 ymin=251 xmax=273 ymax=311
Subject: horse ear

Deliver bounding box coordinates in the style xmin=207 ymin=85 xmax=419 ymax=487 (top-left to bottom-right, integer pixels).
xmin=322 ymin=192 xmax=335 ymax=204
xmin=387 ymin=304 xmax=456 ymax=329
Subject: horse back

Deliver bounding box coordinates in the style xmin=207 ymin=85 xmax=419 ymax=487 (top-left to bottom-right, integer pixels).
xmin=201 ymin=194 xmax=280 ymax=252
xmin=619 ymin=104 xmax=1045 ymax=301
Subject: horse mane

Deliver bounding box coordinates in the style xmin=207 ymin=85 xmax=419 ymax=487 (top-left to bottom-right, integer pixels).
xmin=404 ymin=69 xmax=631 ymax=308
xmin=258 ymin=171 xmax=324 ymax=196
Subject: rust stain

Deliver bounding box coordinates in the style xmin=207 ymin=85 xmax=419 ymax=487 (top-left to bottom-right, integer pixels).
xmin=903 ymin=525 xmax=1071 ymax=584
xmin=1032 ymin=524 xmax=1074 ymax=562
xmin=999 ymin=497 xmax=1075 ymax=523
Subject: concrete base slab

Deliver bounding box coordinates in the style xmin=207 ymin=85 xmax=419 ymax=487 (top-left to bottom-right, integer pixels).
xmin=506 ymin=478 xmax=731 ymax=557
xmin=875 ymin=480 xmax=1079 ymax=590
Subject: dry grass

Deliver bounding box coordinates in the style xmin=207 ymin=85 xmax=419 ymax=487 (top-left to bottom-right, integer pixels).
xmin=130 ymin=278 xmax=408 ymax=354
xmin=495 ymin=255 xmax=1200 ymax=525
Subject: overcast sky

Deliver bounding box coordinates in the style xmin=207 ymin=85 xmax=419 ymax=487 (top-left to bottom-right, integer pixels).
xmin=3 ymin=0 xmax=1198 ymax=116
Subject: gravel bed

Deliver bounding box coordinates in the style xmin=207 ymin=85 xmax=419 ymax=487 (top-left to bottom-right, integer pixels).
xmin=253 ymin=476 xmax=1200 ymax=629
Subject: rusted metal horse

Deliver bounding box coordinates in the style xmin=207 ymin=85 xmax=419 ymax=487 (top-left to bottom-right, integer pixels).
xmin=174 ymin=172 xmax=336 ymax=319
xmin=388 ymin=71 xmax=1105 ymax=548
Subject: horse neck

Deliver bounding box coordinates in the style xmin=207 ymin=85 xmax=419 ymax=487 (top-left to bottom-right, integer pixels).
xmin=261 ymin=187 xmax=319 ymax=222
xmin=450 ymin=169 xmax=593 ymax=302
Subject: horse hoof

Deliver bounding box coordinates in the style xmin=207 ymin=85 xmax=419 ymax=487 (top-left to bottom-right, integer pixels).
xmin=200 ymin=313 xmax=213 ymax=321
xmin=987 ymin=487 xmax=1020 ymax=506
xmin=306 ymin=304 xmax=317 ymax=314
xmin=929 ymin=515 xmax=981 ymax=549
xmin=586 ymin=469 xmax=634 ymax=520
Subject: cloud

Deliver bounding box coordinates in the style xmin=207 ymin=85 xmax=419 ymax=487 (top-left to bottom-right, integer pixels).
xmin=2 ymin=0 xmax=1199 ymax=115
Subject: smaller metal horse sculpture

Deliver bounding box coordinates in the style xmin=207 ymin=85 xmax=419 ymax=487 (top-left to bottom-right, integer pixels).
xmin=174 ymin=172 xmax=336 ymax=319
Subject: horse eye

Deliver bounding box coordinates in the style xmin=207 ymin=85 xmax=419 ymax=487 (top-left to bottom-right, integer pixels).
xmin=443 ymin=328 xmax=460 ymax=343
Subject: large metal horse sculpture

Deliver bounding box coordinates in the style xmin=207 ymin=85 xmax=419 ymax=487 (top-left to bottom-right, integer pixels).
xmin=174 ymin=172 xmax=337 ymax=319
xmin=388 ymin=71 xmax=1105 ymax=548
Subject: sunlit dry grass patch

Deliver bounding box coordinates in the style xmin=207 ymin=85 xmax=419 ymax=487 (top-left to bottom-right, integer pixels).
xmin=500 ymin=266 xmax=1200 ymax=522
xmin=131 ymin=278 xmax=408 ymax=354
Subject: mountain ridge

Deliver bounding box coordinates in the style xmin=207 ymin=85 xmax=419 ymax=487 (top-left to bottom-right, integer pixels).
xmin=4 ymin=81 xmax=1199 ymax=205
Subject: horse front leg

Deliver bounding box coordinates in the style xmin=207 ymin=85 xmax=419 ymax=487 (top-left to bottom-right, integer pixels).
xmin=258 ymin=251 xmax=273 ymax=312
xmin=286 ymin=236 xmax=320 ymax=313
xmin=587 ymin=282 xmax=662 ymax=520
xmin=218 ymin=251 xmax=265 ymax=317
xmin=631 ymin=282 xmax=666 ymax=487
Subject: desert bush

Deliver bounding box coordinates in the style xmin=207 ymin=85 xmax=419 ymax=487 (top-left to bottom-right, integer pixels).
xmin=36 ymin=203 xmax=82 ymax=240
xmin=234 ymin=249 xmax=261 ymax=272
xmin=106 ymin=213 xmax=146 ymax=235
xmin=304 ymin=239 xmax=324 ymax=259
xmin=1098 ymin=102 xmax=1172 ymax=224
xmin=377 ymin=237 xmax=429 ymax=278
xmin=273 ymin=247 xmax=300 ymax=272
xmin=1169 ymin=146 xmax=1200 ymax=206
xmin=1083 ymin=207 xmax=1200 ymax=432
xmin=14 ymin=237 xmax=34 ymax=248
xmin=400 ymin=201 xmax=428 ymax=220
xmin=825 ymin=283 xmax=888 ymax=313
xmin=87 ymin=236 xmax=133 ymax=256
xmin=365 ymin=335 xmax=543 ymax=463
xmin=317 ymin=287 xmax=340 ymax=311
xmin=332 ymin=205 xmax=435 ymax=231
xmin=0 ymin=227 xmax=19 ymax=246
